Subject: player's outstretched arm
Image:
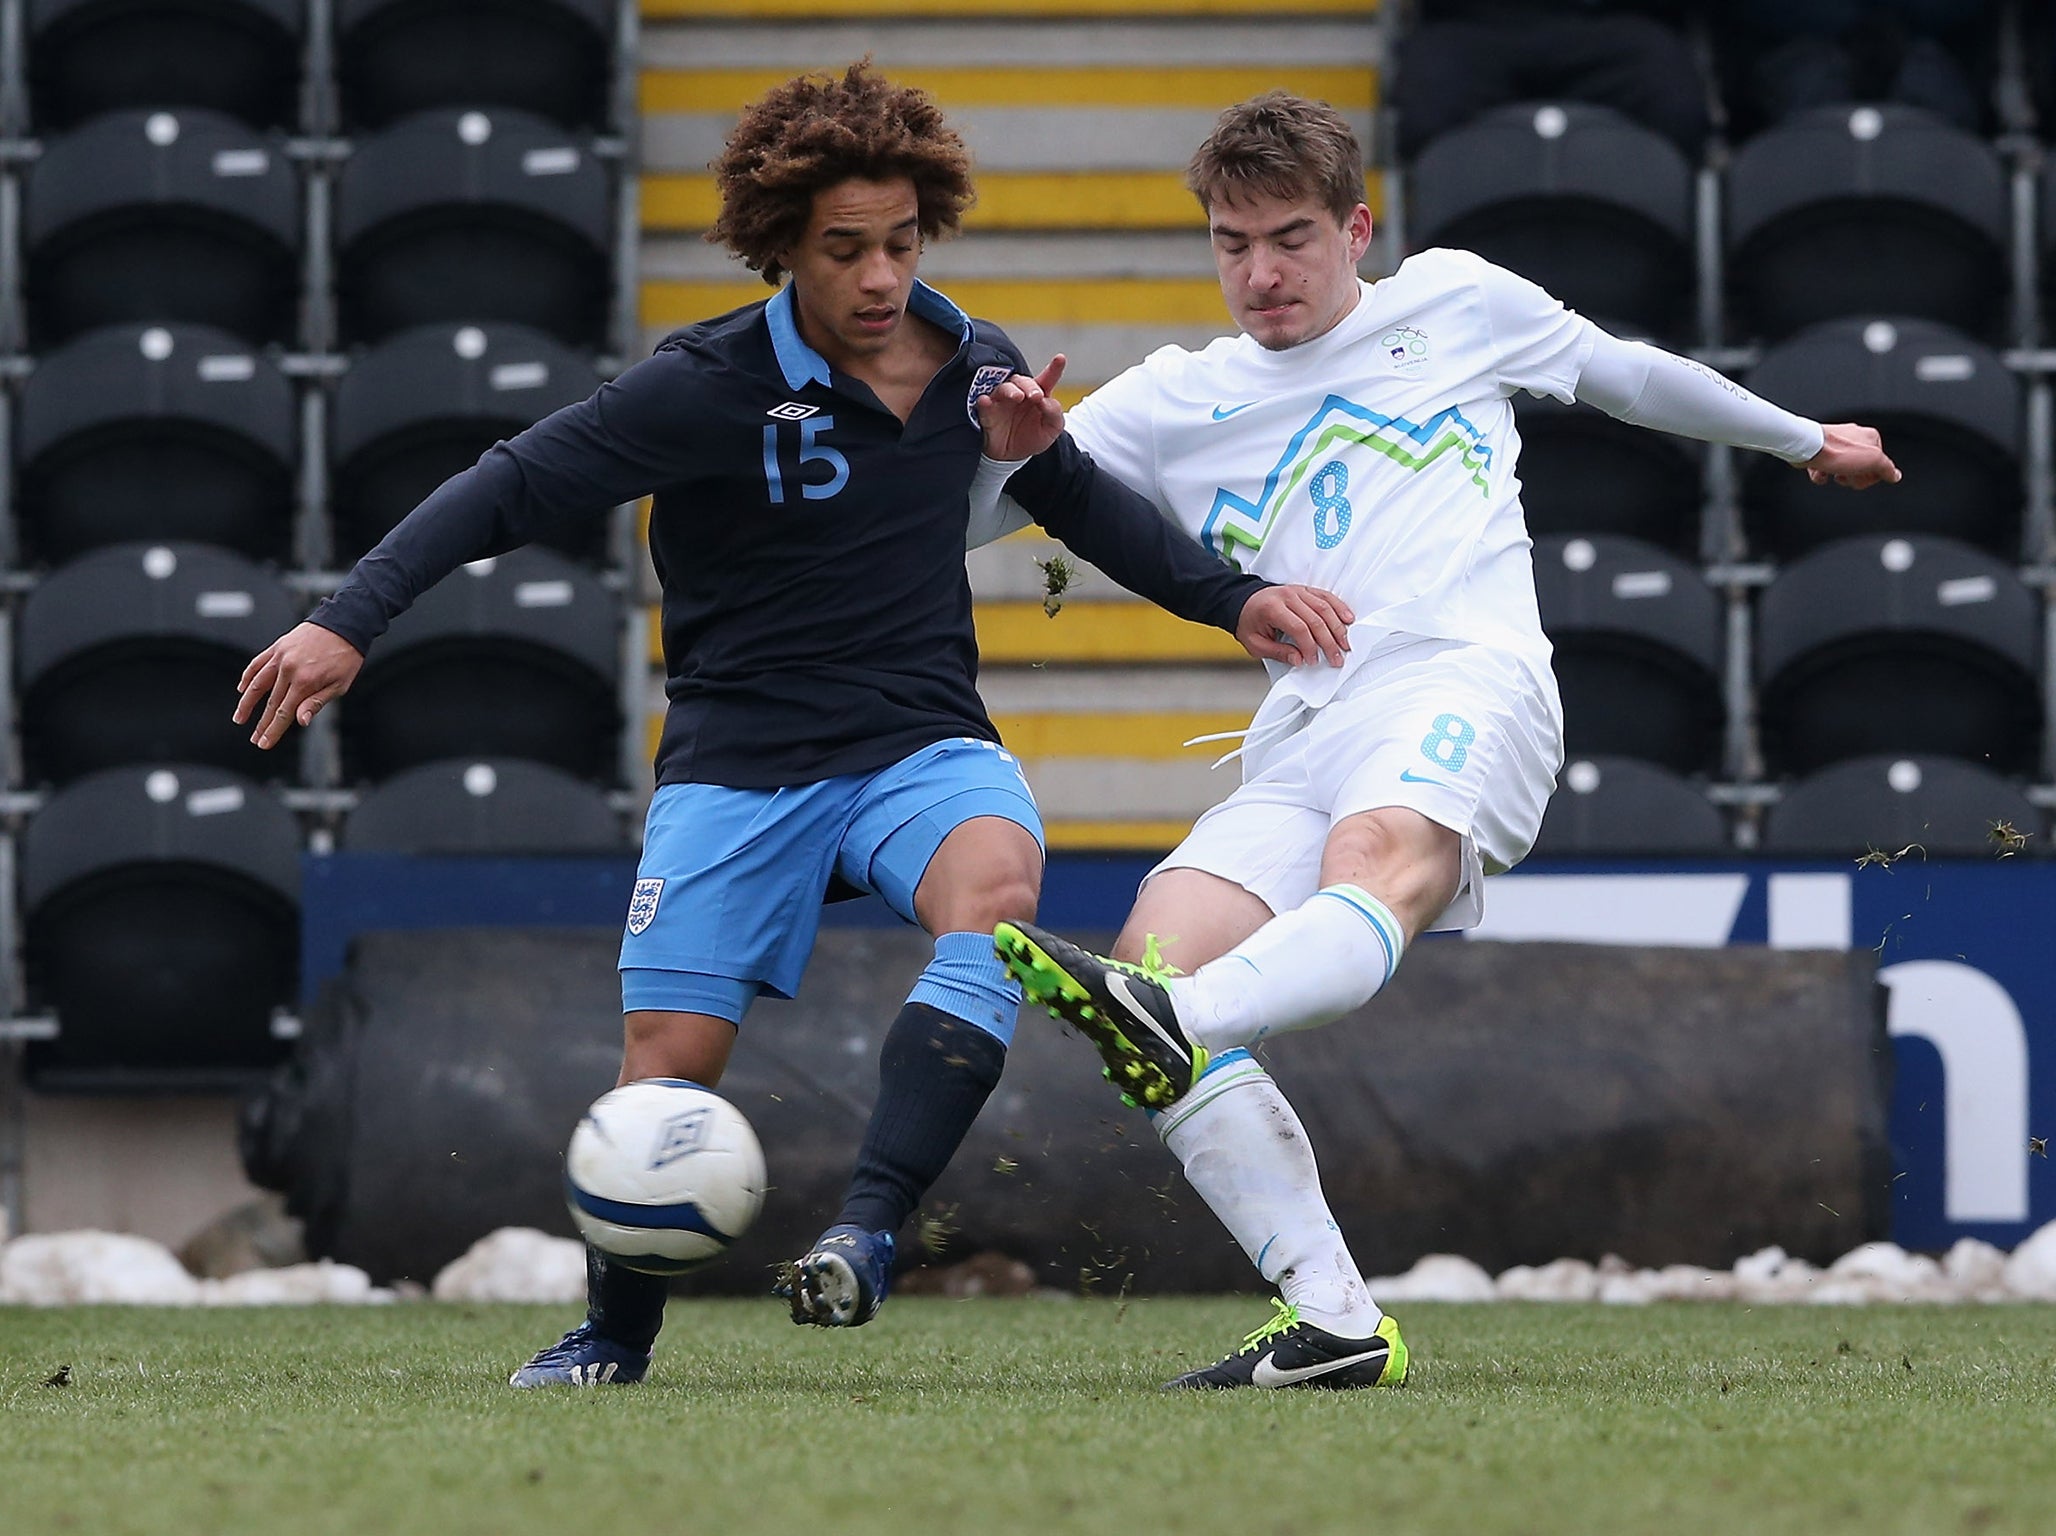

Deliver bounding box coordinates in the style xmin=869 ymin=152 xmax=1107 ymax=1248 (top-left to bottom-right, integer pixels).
xmin=1804 ymin=423 xmax=1901 ymax=489
xmin=1235 ymin=585 xmax=1355 ymax=668
xmin=234 ymin=622 xmax=365 ymax=749
xmin=976 ymin=354 xmax=1067 ymax=461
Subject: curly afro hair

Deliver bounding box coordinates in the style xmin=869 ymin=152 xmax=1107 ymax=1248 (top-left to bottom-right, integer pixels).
xmin=708 ymin=61 xmax=976 ymax=284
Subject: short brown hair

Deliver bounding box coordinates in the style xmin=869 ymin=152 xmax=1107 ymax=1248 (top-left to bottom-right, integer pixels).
xmin=1186 ymin=90 xmax=1365 ymax=224
xmin=708 ymin=60 xmax=976 ymax=284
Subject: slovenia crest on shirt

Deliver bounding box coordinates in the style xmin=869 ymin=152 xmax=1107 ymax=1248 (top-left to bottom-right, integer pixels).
xmin=1382 ymin=326 xmax=1430 ymax=369
xmin=966 ymin=364 xmax=1013 ymax=424
xmin=625 ymin=877 xmax=665 ymax=936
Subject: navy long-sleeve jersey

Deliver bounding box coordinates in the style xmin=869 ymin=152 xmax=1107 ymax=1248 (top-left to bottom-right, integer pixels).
xmin=312 ymin=279 xmax=1265 ymax=788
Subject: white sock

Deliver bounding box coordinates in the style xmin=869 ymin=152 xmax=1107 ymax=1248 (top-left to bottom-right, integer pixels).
xmin=1154 ymin=1050 xmax=1382 ymax=1337
xmin=1166 ymin=884 xmax=1405 ymax=1053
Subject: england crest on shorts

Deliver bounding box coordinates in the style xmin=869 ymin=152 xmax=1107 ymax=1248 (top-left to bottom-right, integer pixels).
xmin=966 ymin=364 xmax=1013 ymax=424
xmin=625 ymin=877 xmax=665 ymax=936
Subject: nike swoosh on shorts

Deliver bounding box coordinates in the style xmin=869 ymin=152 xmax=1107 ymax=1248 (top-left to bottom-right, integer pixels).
xmin=1397 ymin=768 xmax=1448 ymax=784
xmin=1249 ymin=1347 xmax=1389 ymax=1388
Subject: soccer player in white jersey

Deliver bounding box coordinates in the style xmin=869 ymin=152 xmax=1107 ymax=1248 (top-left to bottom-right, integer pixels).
xmin=979 ymin=91 xmax=1901 ymax=1390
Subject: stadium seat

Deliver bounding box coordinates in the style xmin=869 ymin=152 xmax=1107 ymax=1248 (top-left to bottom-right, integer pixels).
xmin=29 ymin=0 xmax=303 ymax=131
xmin=1727 ymin=106 xmax=2007 ymax=344
xmin=18 ymin=322 xmax=296 ymax=564
xmin=25 ymin=108 xmax=300 ymax=348
xmin=1408 ymin=103 xmax=1694 ymax=340
xmin=1512 ymin=376 xmax=1702 ymax=556
xmin=1532 ymin=534 xmax=1724 ymax=775
xmin=1757 ymin=535 xmax=2041 ymax=776
xmin=1529 ymin=755 xmax=1729 ymax=856
xmin=1741 ymin=317 xmax=2021 ymax=560
xmin=16 ymin=543 xmax=301 ymax=785
xmin=340 ymin=546 xmax=620 ymax=782
xmin=337 ymin=0 xmax=612 ymax=130
xmin=21 ymin=763 xmax=299 ymax=1087
xmin=335 ymin=108 xmax=611 ymax=348
xmin=343 ymin=757 xmax=626 ymax=852
xmin=1763 ymin=754 xmax=2040 ymax=858
xmin=331 ymin=322 xmax=603 ymax=564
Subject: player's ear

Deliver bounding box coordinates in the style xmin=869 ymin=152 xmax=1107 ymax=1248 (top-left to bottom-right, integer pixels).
xmin=1346 ymin=203 xmax=1374 ymax=261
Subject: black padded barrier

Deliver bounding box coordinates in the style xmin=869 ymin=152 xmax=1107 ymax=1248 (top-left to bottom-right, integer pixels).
xmin=18 ymin=322 xmax=296 ymax=564
xmin=1727 ymin=105 xmax=2008 ymax=343
xmin=330 ymin=322 xmax=603 ymax=564
xmin=1409 ymin=102 xmax=1695 ymax=339
xmin=1529 ymin=755 xmax=1729 ymax=856
xmin=342 ymin=757 xmax=627 ymax=853
xmin=241 ymin=928 xmax=1890 ymax=1288
xmin=24 ymin=764 xmax=299 ymax=1088
xmin=25 ymin=107 xmax=300 ymax=348
xmin=335 ymin=107 xmax=611 ymax=347
xmin=28 ymin=0 xmax=304 ymax=131
xmin=1757 ymin=534 xmax=2042 ymax=777
xmin=1532 ymin=533 xmax=1725 ymax=774
xmin=1742 ymin=317 xmax=2021 ymax=560
xmin=1764 ymin=754 xmax=2042 ymax=858
xmin=337 ymin=0 xmax=612 ymax=130
xmin=340 ymin=545 xmax=620 ymax=783
xmin=16 ymin=542 xmax=301 ymax=785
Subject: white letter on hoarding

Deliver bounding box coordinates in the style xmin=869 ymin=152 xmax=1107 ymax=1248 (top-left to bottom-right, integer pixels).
xmin=1767 ymin=872 xmax=1852 ymax=949
xmin=1880 ymin=960 xmax=2030 ymax=1225
xmin=1468 ymin=875 xmax=1749 ymax=947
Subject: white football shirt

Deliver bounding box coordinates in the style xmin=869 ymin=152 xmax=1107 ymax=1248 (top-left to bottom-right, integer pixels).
xmin=1063 ymin=247 xmax=1590 ymax=711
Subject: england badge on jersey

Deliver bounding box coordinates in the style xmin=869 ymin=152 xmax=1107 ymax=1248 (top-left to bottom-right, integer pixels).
xmin=966 ymin=364 xmax=1013 ymax=424
xmin=626 ymin=878 xmax=665 ymax=936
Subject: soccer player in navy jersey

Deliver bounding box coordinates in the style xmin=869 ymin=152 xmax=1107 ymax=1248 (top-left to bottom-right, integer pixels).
xmin=233 ymin=62 xmax=1351 ymax=1386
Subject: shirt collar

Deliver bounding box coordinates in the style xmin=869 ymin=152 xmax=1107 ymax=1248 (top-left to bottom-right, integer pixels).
xmin=765 ymin=279 xmax=972 ymax=392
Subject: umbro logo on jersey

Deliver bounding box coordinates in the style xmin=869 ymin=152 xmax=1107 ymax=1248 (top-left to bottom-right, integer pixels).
xmin=767 ymin=401 xmax=820 ymax=421
xmin=1211 ymin=402 xmax=1255 ymax=419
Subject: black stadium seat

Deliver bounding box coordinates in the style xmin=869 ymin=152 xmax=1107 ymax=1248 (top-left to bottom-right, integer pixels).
xmin=1741 ymin=317 xmax=2021 ymax=560
xmin=335 ymin=108 xmax=611 ymax=348
xmin=341 ymin=545 xmax=620 ymax=782
xmin=338 ymin=0 xmax=613 ymax=130
xmin=1410 ymin=103 xmax=1694 ymax=340
xmin=1513 ymin=376 xmax=1702 ymax=556
xmin=17 ymin=543 xmax=300 ymax=785
xmin=25 ymin=108 xmax=299 ymax=348
xmin=1530 ymin=755 xmax=1729 ymax=857
xmin=1757 ymin=535 xmax=2041 ymax=776
xmin=18 ymin=322 xmax=296 ymax=564
xmin=1534 ymin=534 xmax=1724 ymax=775
xmin=1727 ymin=106 xmax=2007 ymax=344
xmin=1763 ymin=754 xmax=2041 ymax=858
xmin=29 ymin=0 xmax=303 ymax=131
xmin=332 ymin=322 xmax=602 ymax=564
xmin=22 ymin=764 xmax=299 ymax=1087
xmin=2038 ymin=155 xmax=2056 ymax=339
xmin=343 ymin=757 xmax=627 ymax=853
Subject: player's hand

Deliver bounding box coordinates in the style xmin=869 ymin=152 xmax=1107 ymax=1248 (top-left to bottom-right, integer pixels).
xmin=1805 ymin=423 xmax=1901 ymax=489
xmin=1236 ymin=584 xmax=1355 ymax=668
xmin=234 ymin=621 xmax=364 ymax=749
xmin=976 ymin=354 xmax=1067 ymax=461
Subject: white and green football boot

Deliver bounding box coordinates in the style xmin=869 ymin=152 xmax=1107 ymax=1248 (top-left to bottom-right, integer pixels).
xmin=1165 ymin=1299 xmax=1409 ymax=1391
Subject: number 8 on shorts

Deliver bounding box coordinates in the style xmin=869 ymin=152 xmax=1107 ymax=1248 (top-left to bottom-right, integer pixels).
xmin=1420 ymin=713 xmax=1475 ymax=772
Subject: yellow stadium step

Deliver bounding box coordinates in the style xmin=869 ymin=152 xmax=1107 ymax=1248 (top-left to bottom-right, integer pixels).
xmin=643 ymin=275 xmax=1227 ymax=330
xmin=1042 ymin=820 xmax=1193 ymax=851
xmin=991 ymin=710 xmax=1248 ymax=759
xmin=642 ymin=170 xmax=1384 ymax=234
xmin=647 ymin=600 xmax=1247 ymax=665
xmin=643 ymin=65 xmax=1374 ymax=115
xmin=647 ymin=0 xmax=1376 ymax=16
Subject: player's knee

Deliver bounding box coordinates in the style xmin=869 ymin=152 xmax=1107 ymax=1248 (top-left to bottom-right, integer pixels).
xmin=619 ymin=1009 xmax=736 ymax=1086
xmin=1323 ymin=814 xmax=1459 ymax=932
xmin=947 ymin=869 xmax=1039 ymax=934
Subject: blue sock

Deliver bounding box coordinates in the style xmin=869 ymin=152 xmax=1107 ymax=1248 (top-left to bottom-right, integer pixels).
xmin=837 ymin=934 xmax=1017 ymax=1233
xmin=584 ymin=1242 xmax=665 ymax=1352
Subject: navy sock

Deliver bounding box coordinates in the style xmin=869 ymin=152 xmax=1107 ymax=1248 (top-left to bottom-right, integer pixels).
xmin=584 ymin=1242 xmax=666 ymax=1352
xmin=836 ymin=1000 xmax=1008 ymax=1235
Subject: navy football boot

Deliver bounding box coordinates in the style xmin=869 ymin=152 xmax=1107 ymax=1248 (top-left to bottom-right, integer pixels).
xmin=507 ymin=1323 xmax=652 ymax=1387
xmin=785 ymin=1223 xmax=895 ymax=1327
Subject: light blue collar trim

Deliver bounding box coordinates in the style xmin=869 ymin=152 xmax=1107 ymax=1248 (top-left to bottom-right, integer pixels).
xmin=765 ymin=279 xmax=971 ymax=392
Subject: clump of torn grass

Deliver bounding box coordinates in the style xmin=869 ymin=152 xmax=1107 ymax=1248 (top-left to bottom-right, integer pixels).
xmin=1035 ymin=554 xmax=1075 ymax=618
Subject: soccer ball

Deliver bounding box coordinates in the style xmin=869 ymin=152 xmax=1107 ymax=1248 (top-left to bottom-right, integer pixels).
xmin=563 ymin=1079 xmax=767 ymax=1275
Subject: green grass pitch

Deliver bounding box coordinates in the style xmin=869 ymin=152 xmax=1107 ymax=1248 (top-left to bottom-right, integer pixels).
xmin=5 ymin=1299 xmax=2054 ymax=1536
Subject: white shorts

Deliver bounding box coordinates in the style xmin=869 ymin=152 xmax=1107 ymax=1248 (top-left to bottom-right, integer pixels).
xmin=1150 ymin=637 xmax=1564 ymax=931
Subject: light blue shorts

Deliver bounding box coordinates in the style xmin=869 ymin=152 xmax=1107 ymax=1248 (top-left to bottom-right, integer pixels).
xmin=619 ymin=737 xmax=1043 ymax=1020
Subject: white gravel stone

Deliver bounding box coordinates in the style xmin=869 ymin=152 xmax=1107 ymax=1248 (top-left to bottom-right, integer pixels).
xmin=0 ymin=1232 xmax=202 ymax=1305
xmin=1495 ymin=1258 xmax=1600 ymax=1301
xmin=431 ymin=1227 xmax=588 ymax=1303
xmin=1370 ymin=1253 xmax=1497 ymax=1303
xmin=1942 ymin=1238 xmax=2009 ymax=1299
xmin=202 ymin=1261 xmax=391 ymax=1306
xmin=2002 ymin=1219 xmax=2056 ymax=1300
